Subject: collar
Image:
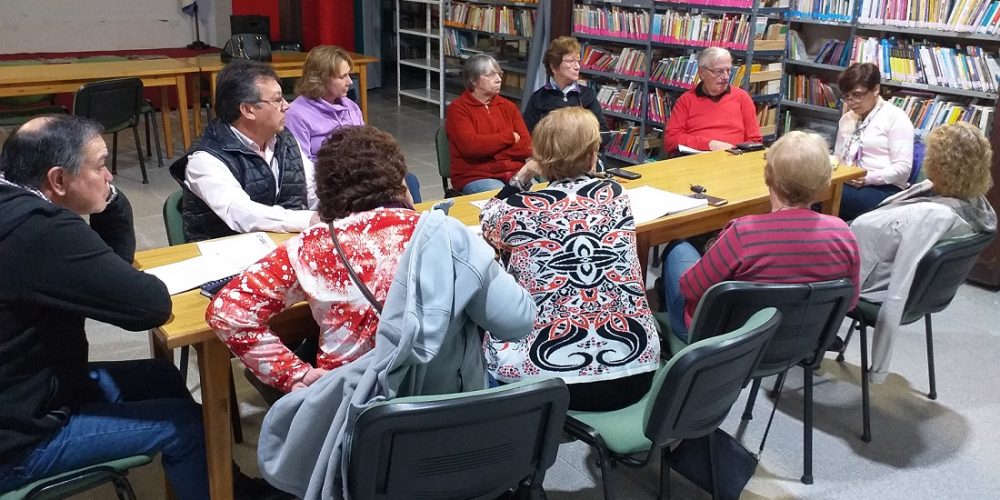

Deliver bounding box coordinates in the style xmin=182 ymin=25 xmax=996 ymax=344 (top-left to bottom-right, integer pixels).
xmin=229 ymin=125 xmax=276 ymax=158
xmin=694 ymin=82 xmax=731 ymax=102
xmin=0 ymin=173 xmax=50 ymax=202
xmin=545 ymin=77 xmax=580 ymax=96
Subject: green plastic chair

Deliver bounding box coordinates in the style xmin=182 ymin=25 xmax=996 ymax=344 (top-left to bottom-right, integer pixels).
xmin=565 ymin=308 xmax=781 ymax=500
xmin=348 ymin=377 xmax=569 ymax=500
xmin=0 ymin=455 xmax=152 ymax=500
xmin=162 ymin=189 xmax=186 ymax=246
xmin=435 ymin=126 xmax=462 ymax=198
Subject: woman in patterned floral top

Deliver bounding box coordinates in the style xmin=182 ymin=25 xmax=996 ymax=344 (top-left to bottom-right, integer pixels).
xmin=208 ymin=126 xmax=452 ymax=394
xmin=480 ymin=107 xmax=660 ymax=411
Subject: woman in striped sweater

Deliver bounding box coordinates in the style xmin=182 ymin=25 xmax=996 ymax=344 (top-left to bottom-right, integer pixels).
xmin=661 ymin=130 xmax=862 ymax=341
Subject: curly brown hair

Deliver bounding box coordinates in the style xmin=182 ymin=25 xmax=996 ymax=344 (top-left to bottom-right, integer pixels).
xmin=315 ymin=126 xmax=408 ymax=221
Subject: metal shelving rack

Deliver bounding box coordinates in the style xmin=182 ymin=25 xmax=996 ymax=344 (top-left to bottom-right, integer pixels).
xmin=396 ymin=0 xmax=448 ymax=118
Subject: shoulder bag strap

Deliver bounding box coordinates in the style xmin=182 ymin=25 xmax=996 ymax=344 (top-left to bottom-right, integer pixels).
xmin=329 ymin=222 xmax=383 ymax=314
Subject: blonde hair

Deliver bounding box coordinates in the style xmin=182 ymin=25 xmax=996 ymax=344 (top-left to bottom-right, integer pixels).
xmin=765 ymin=131 xmax=832 ymax=206
xmin=295 ymin=45 xmax=354 ymax=99
xmin=923 ymin=122 xmax=993 ymax=198
xmin=543 ymin=36 xmax=581 ymax=78
xmin=532 ymin=107 xmax=600 ymax=180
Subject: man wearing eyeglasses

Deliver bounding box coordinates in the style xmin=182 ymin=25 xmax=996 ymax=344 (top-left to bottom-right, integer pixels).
xmin=170 ymin=59 xmax=318 ymax=242
xmin=663 ymin=47 xmax=763 ymax=156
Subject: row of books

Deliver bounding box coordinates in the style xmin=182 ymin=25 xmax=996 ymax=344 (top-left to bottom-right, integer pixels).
xmin=787 ymin=0 xmax=855 ymax=22
xmin=857 ymin=0 xmax=1000 ymax=34
xmin=596 ymin=82 xmax=644 ymax=118
xmin=572 ymin=5 xmax=651 ymax=40
xmin=848 ymin=37 xmax=1000 ymax=94
xmin=648 ymin=88 xmax=670 ymax=125
xmin=607 ymin=124 xmax=644 ymax=160
xmin=581 ymin=46 xmax=648 ymax=77
xmin=654 ymin=0 xmax=755 ymax=7
xmin=812 ymin=39 xmax=850 ymax=66
xmin=651 ymin=11 xmax=769 ymax=49
xmin=785 ymin=74 xmax=841 ymax=108
xmin=445 ymin=3 xmax=535 ymax=37
xmin=889 ymin=94 xmax=996 ymax=136
xmin=651 ymin=55 xmax=700 ymax=88
xmin=757 ymin=103 xmax=778 ymax=128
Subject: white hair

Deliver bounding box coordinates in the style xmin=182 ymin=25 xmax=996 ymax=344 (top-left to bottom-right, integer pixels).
xmin=698 ymin=47 xmax=732 ymax=68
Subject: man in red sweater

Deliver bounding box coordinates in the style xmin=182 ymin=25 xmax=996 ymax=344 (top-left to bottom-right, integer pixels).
xmin=662 ymin=47 xmax=763 ymax=155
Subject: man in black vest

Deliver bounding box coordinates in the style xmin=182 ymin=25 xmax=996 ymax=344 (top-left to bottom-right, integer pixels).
xmin=171 ymin=59 xmax=318 ymax=242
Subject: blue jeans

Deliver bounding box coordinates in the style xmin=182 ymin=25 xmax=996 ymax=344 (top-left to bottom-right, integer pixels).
xmin=661 ymin=241 xmax=702 ymax=343
xmin=839 ymin=184 xmax=901 ymax=222
xmin=0 ymin=359 xmax=208 ymax=499
xmin=461 ymin=178 xmax=506 ymax=195
xmin=405 ymin=172 xmax=422 ymax=203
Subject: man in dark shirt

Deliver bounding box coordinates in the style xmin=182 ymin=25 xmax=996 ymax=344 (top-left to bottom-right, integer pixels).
xmin=0 ymin=116 xmax=207 ymax=496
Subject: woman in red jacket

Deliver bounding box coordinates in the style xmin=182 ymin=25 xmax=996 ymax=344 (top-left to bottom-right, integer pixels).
xmin=446 ymin=54 xmax=535 ymax=194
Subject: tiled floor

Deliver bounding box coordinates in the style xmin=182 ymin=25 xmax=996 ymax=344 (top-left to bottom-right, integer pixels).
xmin=9 ymin=90 xmax=1000 ymax=499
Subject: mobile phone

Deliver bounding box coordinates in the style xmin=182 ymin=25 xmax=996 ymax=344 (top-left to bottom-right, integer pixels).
xmin=690 ymin=193 xmax=729 ymax=206
xmin=607 ymin=168 xmax=641 ymax=180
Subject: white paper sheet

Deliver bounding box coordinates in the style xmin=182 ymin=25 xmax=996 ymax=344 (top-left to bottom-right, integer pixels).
xmin=625 ymin=185 xmax=708 ymax=225
xmin=145 ymin=232 xmax=277 ymax=295
xmin=469 ymin=199 xmax=489 ymax=209
xmin=679 ymin=144 xmax=710 ymax=154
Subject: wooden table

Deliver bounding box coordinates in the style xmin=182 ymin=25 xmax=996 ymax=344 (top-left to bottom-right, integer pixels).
xmin=134 ymin=234 xmax=295 ymax=500
xmin=416 ymin=150 xmax=866 ymax=269
xmin=134 ymin=150 xmax=862 ymax=499
xmin=188 ymin=51 xmax=379 ymax=134
xmin=0 ymin=58 xmax=198 ymax=158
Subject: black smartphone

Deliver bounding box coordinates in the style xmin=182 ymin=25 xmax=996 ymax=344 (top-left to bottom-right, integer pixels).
xmin=607 ymin=168 xmax=641 ymax=180
xmin=690 ymin=193 xmax=729 ymax=206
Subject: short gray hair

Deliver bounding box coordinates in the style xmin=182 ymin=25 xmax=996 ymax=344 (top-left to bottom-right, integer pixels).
xmin=0 ymin=115 xmax=103 ymax=188
xmin=698 ymin=47 xmax=731 ymax=68
xmin=461 ymin=54 xmax=501 ymax=91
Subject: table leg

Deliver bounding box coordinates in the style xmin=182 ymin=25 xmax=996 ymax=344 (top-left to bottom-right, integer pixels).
xmin=176 ymin=76 xmax=191 ymax=152
xmin=197 ymin=338 xmax=234 ymax=500
xmin=192 ymin=75 xmax=202 ymax=136
xmin=359 ymin=64 xmax=368 ymax=124
xmin=637 ymin=232 xmax=652 ymax=275
xmin=149 ymin=331 xmax=171 ymax=361
xmin=820 ymin=184 xmax=844 ymax=216
xmin=160 ymin=87 xmax=174 ymax=159
xmin=210 ymin=73 xmax=218 ymax=110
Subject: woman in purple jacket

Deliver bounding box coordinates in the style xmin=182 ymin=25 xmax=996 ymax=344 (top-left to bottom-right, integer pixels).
xmin=286 ymin=46 xmax=421 ymax=200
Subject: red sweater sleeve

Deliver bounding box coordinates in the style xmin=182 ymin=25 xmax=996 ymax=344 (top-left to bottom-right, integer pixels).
xmin=206 ymin=244 xmax=312 ymax=393
xmin=664 ymin=92 xmax=712 ymax=152
xmin=498 ymin=101 xmax=532 ymax=161
xmin=679 ymin=222 xmax=744 ymax=324
xmin=446 ymin=96 xmax=517 ymax=159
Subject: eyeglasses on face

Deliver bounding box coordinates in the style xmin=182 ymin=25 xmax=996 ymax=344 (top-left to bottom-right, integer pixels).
xmin=703 ymin=66 xmax=733 ymax=77
xmin=256 ymin=96 xmax=287 ymax=107
xmin=562 ymin=58 xmax=581 ymax=66
xmin=482 ymin=70 xmax=504 ymax=79
xmin=841 ymin=88 xmax=872 ymax=102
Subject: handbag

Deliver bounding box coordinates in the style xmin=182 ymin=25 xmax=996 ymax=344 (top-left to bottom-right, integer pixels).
xmin=221 ymin=33 xmax=272 ymax=63
xmin=668 ymin=429 xmax=758 ymax=500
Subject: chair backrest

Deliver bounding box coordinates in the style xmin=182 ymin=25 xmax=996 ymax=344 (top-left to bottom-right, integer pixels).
xmin=909 ymin=138 xmax=926 ymax=185
xmin=689 ymin=280 xmax=855 ymax=375
xmin=162 ymin=189 xmax=186 ymax=246
xmin=73 ymin=78 xmax=143 ymax=132
xmin=435 ymin=126 xmax=451 ymax=190
xmin=905 ymin=231 xmax=996 ymax=316
xmin=347 ymin=378 xmax=569 ymax=500
xmin=644 ymin=308 xmax=780 ymax=444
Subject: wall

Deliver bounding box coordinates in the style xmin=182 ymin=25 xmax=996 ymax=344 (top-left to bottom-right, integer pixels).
xmin=0 ymin=0 xmax=230 ymax=54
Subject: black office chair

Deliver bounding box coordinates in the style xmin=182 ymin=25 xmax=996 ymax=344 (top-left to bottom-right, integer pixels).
xmin=839 ymin=232 xmax=996 ymax=442
xmin=683 ymin=280 xmax=855 ymax=484
xmin=347 ymin=378 xmax=570 ymax=500
xmin=73 ymin=78 xmax=149 ymax=183
xmin=566 ymin=308 xmax=781 ymax=500
xmin=435 ymin=126 xmax=463 ymax=198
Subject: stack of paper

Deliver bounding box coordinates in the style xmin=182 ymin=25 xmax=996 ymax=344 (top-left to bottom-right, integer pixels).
xmin=626 ymin=185 xmax=708 ymax=225
xmin=145 ymin=232 xmax=277 ymax=295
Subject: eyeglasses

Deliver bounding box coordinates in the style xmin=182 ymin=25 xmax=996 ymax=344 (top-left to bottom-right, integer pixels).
xmin=483 ymin=70 xmax=504 ymax=79
xmin=256 ymin=96 xmax=287 ymax=107
xmin=562 ymin=58 xmax=581 ymax=66
xmin=703 ymin=66 xmax=732 ymax=77
xmin=841 ymin=88 xmax=872 ymax=103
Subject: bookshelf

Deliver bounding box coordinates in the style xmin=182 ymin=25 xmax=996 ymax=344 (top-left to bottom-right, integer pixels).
xmin=571 ymin=0 xmax=787 ymax=164
xmin=443 ymin=0 xmax=539 ymax=102
xmin=781 ymin=0 xmax=1000 ymax=143
xmin=396 ymin=0 xmax=448 ymax=117
xmin=782 ymin=0 xmax=1000 ymax=287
